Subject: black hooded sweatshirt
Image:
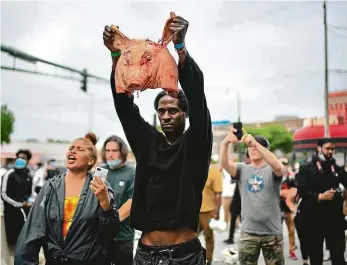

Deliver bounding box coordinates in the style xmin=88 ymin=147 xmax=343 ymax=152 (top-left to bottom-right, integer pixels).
xmin=110 ymin=53 xmax=212 ymax=233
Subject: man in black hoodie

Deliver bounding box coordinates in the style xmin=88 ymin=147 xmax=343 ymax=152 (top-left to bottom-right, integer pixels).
xmin=103 ymin=12 xmax=212 ymax=265
xmin=296 ymin=138 xmax=347 ymax=265
xmin=1 ymin=149 xmax=33 ymax=248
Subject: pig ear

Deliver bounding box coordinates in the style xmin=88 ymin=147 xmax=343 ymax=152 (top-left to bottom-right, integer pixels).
xmin=160 ymin=17 xmax=175 ymax=46
xmin=111 ymin=25 xmax=130 ymax=51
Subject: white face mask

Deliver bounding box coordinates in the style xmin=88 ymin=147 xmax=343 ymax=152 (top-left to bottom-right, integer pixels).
xmin=318 ymin=152 xmax=327 ymax=161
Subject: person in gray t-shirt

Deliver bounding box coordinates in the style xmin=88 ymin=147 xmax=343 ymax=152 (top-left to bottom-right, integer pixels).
xmin=219 ymin=128 xmax=284 ymax=265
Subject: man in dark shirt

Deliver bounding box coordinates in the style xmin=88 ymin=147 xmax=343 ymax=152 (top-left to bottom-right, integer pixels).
xmin=1 ymin=149 xmax=33 ymax=249
xmin=103 ymin=12 xmax=212 ymax=265
xmin=100 ymin=135 xmax=135 ymax=265
xmin=296 ymin=138 xmax=347 ymax=265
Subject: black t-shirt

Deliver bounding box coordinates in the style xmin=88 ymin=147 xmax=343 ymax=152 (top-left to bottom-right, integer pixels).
xmin=110 ymin=54 xmax=212 ymax=232
xmin=105 ymin=164 xmax=135 ymax=240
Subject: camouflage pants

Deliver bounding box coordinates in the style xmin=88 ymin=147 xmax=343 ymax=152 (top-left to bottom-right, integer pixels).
xmin=239 ymin=231 xmax=284 ymax=265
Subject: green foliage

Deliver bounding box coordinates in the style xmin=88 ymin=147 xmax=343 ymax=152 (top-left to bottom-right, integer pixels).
xmin=244 ymin=124 xmax=293 ymax=153
xmin=1 ymin=105 xmax=15 ymax=144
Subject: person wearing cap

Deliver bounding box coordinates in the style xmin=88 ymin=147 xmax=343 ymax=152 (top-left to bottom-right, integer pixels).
xmin=296 ymin=138 xmax=347 ymax=265
xmin=279 ymin=157 xmax=298 ymax=260
xmin=219 ymin=128 xmax=284 ymax=265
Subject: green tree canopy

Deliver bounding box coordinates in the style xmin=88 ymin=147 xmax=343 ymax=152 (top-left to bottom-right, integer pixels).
xmin=244 ymin=124 xmax=293 ymax=153
xmin=1 ymin=105 xmax=15 ymax=144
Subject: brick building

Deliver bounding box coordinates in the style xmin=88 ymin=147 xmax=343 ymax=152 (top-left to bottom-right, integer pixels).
xmin=329 ymin=89 xmax=347 ymax=124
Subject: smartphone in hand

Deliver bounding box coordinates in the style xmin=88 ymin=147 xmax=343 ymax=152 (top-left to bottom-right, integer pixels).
xmin=232 ymin=122 xmax=243 ymax=140
xmin=93 ymin=167 xmax=108 ymax=182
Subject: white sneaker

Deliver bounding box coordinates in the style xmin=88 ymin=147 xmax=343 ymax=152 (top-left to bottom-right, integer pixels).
xmin=222 ymin=248 xmax=239 ymax=265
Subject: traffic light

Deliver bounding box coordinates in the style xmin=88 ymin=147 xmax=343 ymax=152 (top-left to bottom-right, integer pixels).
xmin=81 ymin=69 xmax=87 ymax=92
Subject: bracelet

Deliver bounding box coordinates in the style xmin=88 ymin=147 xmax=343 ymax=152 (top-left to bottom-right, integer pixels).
xmin=111 ymin=51 xmax=121 ymax=57
xmin=174 ymin=42 xmax=185 ymax=49
xmin=177 ymin=47 xmax=186 ymax=54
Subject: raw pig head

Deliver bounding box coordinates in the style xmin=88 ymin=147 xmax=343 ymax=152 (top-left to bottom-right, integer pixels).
xmin=111 ymin=17 xmax=178 ymax=95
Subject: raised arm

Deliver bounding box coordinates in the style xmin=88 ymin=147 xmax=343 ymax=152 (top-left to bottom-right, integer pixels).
xmin=219 ymin=128 xmax=240 ymax=178
xmin=178 ymin=51 xmax=210 ymax=133
xmin=168 ymin=13 xmax=211 ymax=136
xmin=242 ymin=133 xmax=283 ymax=177
xmin=253 ymin=143 xmax=283 ymax=177
xmin=104 ymin=25 xmax=153 ymax=155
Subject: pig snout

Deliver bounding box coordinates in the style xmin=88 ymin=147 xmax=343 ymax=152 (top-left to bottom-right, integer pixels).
xmin=124 ymin=68 xmax=153 ymax=90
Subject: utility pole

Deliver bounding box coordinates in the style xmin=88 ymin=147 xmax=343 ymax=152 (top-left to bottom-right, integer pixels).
xmin=236 ymin=89 xmax=241 ymax=123
xmin=323 ymin=0 xmax=330 ymax=137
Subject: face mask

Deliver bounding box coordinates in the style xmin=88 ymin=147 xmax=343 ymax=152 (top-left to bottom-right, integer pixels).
xmin=49 ymin=162 xmax=56 ymax=168
xmin=14 ymin=158 xmax=27 ymax=169
xmin=107 ymin=159 xmax=122 ymax=168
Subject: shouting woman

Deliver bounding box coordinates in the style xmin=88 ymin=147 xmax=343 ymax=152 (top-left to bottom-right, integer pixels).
xmin=15 ymin=133 xmax=120 ymax=265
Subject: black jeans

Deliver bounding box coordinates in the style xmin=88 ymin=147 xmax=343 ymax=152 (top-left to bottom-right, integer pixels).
xmin=228 ymin=198 xmax=241 ymax=242
xmin=294 ymin=215 xmax=309 ymax=260
xmin=308 ymin=222 xmax=345 ymax=265
xmin=108 ymin=240 xmax=134 ymax=265
xmin=133 ymin=238 xmax=206 ymax=265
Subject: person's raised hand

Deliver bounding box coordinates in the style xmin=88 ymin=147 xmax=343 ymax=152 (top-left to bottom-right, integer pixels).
xmin=223 ymin=128 xmax=239 ymax=145
xmin=169 ymin=12 xmax=189 ymax=45
xmin=103 ymin=25 xmax=119 ymax=53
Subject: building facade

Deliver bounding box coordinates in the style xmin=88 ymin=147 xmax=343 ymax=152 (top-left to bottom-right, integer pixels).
xmin=328 ymin=89 xmax=347 ymax=125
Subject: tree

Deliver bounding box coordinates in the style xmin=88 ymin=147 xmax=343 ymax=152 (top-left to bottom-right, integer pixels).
xmin=244 ymin=124 xmax=294 ymax=153
xmin=1 ymin=105 xmax=15 ymax=144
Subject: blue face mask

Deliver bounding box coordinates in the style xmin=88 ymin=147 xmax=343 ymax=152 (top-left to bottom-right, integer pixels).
xmin=14 ymin=158 xmax=27 ymax=169
xmin=106 ymin=159 xmax=122 ymax=168
xmin=49 ymin=161 xmax=56 ymax=168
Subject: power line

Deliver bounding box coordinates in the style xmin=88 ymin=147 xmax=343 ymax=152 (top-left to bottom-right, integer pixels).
xmin=330 ymin=25 xmax=347 ymax=31
xmin=329 ymin=28 xmax=347 ymax=38
xmin=216 ymin=4 xmax=291 ymax=28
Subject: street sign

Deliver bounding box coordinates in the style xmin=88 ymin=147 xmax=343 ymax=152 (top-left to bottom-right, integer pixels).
xmin=212 ymin=120 xmax=231 ymax=125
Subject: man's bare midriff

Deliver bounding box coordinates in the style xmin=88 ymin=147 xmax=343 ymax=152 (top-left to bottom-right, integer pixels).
xmin=140 ymin=227 xmax=197 ymax=246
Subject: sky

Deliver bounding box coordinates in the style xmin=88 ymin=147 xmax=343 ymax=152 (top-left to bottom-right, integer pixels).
xmin=1 ymin=0 xmax=347 ymax=144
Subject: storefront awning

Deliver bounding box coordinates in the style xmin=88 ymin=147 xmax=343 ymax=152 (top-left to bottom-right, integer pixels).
xmin=293 ymin=124 xmax=347 ymax=151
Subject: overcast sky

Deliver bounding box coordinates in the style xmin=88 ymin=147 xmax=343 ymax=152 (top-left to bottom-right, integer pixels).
xmin=1 ymin=0 xmax=347 ymax=144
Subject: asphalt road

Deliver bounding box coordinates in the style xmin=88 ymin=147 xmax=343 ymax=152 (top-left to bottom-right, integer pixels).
xmin=202 ymin=222 xmax=345 ymax=265
xmin=3 ymin=217 xmax=345 ymax=265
